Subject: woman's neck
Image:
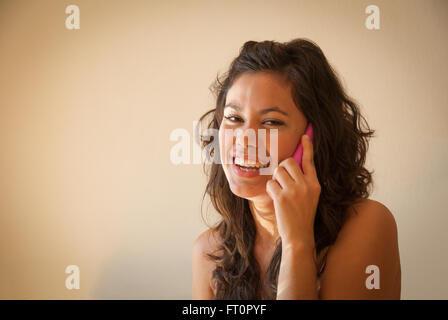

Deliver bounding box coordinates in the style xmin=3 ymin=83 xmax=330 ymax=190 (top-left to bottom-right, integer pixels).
xmin=248 ymin=195 xmax=280 ymax=246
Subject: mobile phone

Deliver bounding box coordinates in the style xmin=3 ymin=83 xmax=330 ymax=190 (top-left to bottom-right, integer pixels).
xmin=292 ymin=123 xmax=314 ymax=173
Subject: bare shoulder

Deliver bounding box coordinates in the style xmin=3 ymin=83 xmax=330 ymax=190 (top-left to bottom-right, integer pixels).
xmin=342 ymin=199 xmax=398 ymax=239
xmin=328 ymin=198 xmax=399 ymax=257
xmin=337 ymin=198 xmax=400 ymax=260
xmin=319 ymin=199 xmax=401 ymax=299
xmin=192 ymin=228 xmax=221 ymax=299
xmin=193 ymin=228 xmax=221 ymax=256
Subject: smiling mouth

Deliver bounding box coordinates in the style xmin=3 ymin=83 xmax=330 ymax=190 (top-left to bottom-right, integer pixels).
xmin=232 ymin=157 xmax=270 ymax=171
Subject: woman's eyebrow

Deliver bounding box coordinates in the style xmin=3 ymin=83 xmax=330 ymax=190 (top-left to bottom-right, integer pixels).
xmin=224 ymin=104 xmax=289 ymax=116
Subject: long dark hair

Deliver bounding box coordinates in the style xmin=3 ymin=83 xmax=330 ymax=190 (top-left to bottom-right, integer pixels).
xmin=197 ymin=38 xmax=375 ymax=299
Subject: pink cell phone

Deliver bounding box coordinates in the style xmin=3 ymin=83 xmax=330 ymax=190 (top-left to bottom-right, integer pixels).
xmin=292 ymin=123 xmax=314 ymax=172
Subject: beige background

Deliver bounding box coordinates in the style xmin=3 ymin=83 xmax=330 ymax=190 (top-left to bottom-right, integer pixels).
xmin=0 ymin=0 xmax=447 ymax=299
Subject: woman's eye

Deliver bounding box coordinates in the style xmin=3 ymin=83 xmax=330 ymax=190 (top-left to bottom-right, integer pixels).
xmin=224 ymin=115 xmax=242 ymax=122
xmin=224 ymin=115 xmax=284 ymax=126
xmin=263 ymin=120 xmax=284 ymax=126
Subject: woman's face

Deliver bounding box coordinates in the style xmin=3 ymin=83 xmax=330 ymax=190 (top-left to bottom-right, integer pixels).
xmin=219 ymin=71 xmax=308 ymax=199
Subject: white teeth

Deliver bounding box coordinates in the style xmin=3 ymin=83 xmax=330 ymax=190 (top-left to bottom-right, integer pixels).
xmin=234 ymin=157 xmax=269 ymax=168
xmin=239 ymin=166 xmax=258 ymax=172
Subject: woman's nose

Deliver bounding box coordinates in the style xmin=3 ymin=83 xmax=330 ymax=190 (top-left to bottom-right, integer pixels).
xmin=232 ymin=128 xmax=266 ymax=158
xmin=233 ymin=127 xmax=258 ymax=148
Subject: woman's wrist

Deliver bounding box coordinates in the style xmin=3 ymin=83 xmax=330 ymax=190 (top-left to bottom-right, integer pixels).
xmin=282 ymin=240 xmax=315 ymax=253
xmin=282 ymin=238 xmax=316 ymax=261
xmin=277 ymin=238 xmax=319 ymax=300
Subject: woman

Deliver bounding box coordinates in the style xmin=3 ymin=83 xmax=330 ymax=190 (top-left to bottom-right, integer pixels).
xmin=192 ymin=38 xmax=401 ymax=299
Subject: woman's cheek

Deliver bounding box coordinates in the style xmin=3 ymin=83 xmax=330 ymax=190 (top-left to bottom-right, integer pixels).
xmin=218 ymin=125 xmax=233 ymax=165
xmin=268 ymin=132 xmax=292 ymax=163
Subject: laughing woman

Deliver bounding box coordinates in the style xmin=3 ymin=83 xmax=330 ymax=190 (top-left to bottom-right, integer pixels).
xmin=192 ymin=38 xmax=401 ymax=300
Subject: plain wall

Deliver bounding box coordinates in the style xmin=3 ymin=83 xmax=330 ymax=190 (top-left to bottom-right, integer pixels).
xmin=0 ymin=0 xmax=447 ymax=299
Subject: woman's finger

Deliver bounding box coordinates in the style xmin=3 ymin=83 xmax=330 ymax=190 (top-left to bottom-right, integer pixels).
xmin=266 ymin=178 xmax=282 ymax=199
xmin=272 ymin=165 xmax=295 ymax=189
xmin=279 ymin=157 xmax=304 ymax=183
xmin=301 ymin=134 xmax=317 ymax=177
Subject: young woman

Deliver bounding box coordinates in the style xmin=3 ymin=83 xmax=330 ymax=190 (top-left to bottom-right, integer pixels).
xmin=192 ymin=38 xmax=401 ymax=299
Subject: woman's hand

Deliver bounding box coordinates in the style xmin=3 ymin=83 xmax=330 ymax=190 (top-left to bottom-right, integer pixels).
xmin=266 ymin=134 xmax=321 ymax=250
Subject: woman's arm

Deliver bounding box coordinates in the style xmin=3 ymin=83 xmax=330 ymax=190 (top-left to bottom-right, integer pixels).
xmin=192 ymin=229 xmax=217 ymax=299
xmin=266 ymin=134 xmax=322 ymax=299
xmin=277 ymin=199 xmax=400 ymax=299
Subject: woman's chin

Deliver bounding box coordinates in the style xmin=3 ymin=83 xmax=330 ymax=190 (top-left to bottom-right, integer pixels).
xmin=228 ymin=183 xmax=266 ymax=199
xmin=223 ymin=166 xmax=271 ymax=199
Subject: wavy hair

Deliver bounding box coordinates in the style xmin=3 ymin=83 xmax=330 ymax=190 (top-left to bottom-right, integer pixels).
xmin=197 ymin=38 xmax=375 ymax=299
